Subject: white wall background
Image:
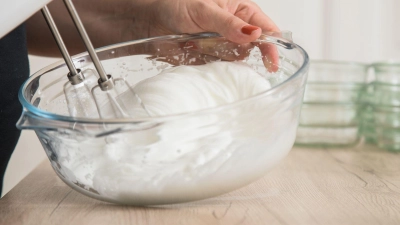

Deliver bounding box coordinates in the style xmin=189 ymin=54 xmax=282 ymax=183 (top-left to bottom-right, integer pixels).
xmin=254 ymin=0 xmax=400 ymax=62
xmin=2 ymin=0 xmax=400 ymax=197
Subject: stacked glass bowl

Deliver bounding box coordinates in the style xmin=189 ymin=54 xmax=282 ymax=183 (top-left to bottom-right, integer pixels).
xmin=360 ymin=62 xmax=400 ymax=151
xmin=295 ymin=61 xmax=368 ymax=147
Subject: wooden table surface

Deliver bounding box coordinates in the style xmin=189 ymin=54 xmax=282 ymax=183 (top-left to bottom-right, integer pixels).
xmin=1 ymin=144 xmax=400 ymax=225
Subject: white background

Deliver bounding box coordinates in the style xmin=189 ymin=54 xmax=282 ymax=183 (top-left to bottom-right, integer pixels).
xmin=2 ymin=0 xmax=400 ymax=196
xmin=256 ymin=0 xmax=400 ymax=62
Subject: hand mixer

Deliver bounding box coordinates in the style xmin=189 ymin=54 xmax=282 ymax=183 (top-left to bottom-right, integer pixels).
xmin=41 ymin=0 xmax=149 ymax=119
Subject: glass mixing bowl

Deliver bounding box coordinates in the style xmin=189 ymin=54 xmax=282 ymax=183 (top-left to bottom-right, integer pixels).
xmin=17 ymin=32 xmax=309 ymax=205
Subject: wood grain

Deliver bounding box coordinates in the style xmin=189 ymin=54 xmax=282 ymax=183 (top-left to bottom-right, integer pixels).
xmin=1 ymin=145 xmax=400 ymax=225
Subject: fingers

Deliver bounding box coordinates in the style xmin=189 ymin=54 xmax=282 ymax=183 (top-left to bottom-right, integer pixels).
xmin=255 ymin=42 xmax=280 ymax=73
xmin=147 ymin=38 xmax=252 ymax=66
xmin=237 ymin=2 xmax=280 ymax=33
xmin=191 ymin=2 xmax=262 ymax=44
xmin=147 ymin=1 xmax=281 ymax=72
xmin=145 ymin=40 xmax=224 ymax=66
xmin=145 ymin=36 xmax=279 ymax=74
xmin=189 ymin=1 xmax=280 ymax=72
xmin=236 ymin=2 xmax=280 ymax=72
xmin=249 ymin=13 xmax=280 ymax=33
xmin=185 ymin=39 xmax=253 ymax=61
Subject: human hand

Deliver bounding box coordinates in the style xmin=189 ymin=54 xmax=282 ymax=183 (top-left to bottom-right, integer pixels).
xmin=148 ymin=0 xmax=278 ymax=42
xmin=146 ymin=0 xmax=280 ymax=71
xmin=28 ymin=0 xmax=280 ymax=71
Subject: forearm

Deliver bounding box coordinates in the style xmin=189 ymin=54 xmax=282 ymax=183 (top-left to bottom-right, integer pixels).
xmin=27 ymin=0 xmax=156 ymax=57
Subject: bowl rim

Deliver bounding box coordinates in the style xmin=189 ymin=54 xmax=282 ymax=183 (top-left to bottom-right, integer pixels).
xmin=310 ymin=59 xmax=367 ymax=68
xmin=370 ymin=60 xmax=400 ymax=68
xmin=19 ymin=32 xmax=309 ymax=124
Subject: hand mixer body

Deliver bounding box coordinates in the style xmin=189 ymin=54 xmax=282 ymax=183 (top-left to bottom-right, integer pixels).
xmin=0 ymin=0 xmax=51 ymax=39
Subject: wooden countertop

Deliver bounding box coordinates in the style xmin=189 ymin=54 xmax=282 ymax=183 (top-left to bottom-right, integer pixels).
xmin=1 ymin=145 xmax=400 ymax=225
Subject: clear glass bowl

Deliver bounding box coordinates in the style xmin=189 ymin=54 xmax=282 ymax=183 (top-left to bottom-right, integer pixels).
xmin=303 ymin=83 xmax=364 ymax=103
xmin=295 ymin=60 xmax=367 ymax=147
xmin=360 ymin=61 xmax=400 ymax=150
xmin=299 ymin=103 xmax=359 ymax=126
xmin=306 ymin=60 xmax=367 ymax=83
xmin=369 ymin=82 xmax=400 ymax=107
xmin=296 ymin=103 xmax=360 ymax=147
xmin=371 ymin=61 xmax=400 ymax=84
xmin=17 ymin=33 xmax=309 ymax=205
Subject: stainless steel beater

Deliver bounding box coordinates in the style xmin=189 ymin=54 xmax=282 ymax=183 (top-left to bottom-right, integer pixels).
xmin=41 ymin=0 xmax=148 ymax=119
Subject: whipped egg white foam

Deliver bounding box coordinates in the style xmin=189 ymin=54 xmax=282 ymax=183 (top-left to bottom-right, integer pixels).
xmin=132 ymin=61 xmax=271 ymax=116
xmin=54 ymin=61 xmax=297 ymax=205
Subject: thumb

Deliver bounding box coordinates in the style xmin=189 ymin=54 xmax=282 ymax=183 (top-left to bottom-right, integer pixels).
xmin=194 ymin=5 xmax=261 ymax=44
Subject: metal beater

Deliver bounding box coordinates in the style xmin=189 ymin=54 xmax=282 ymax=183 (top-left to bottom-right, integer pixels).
xmin=41 ymin=0 xmax=148 ymax=119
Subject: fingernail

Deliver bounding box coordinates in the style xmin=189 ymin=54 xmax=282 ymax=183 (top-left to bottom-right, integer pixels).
xmin=241 ymin=25 xmax=259 ymax=35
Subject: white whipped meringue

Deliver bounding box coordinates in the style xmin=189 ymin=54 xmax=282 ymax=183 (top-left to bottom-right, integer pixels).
xmin=133 ymin=61 xmax=271 ymax=116
xmin=54 ymin=61 xmax=297 ymax=205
